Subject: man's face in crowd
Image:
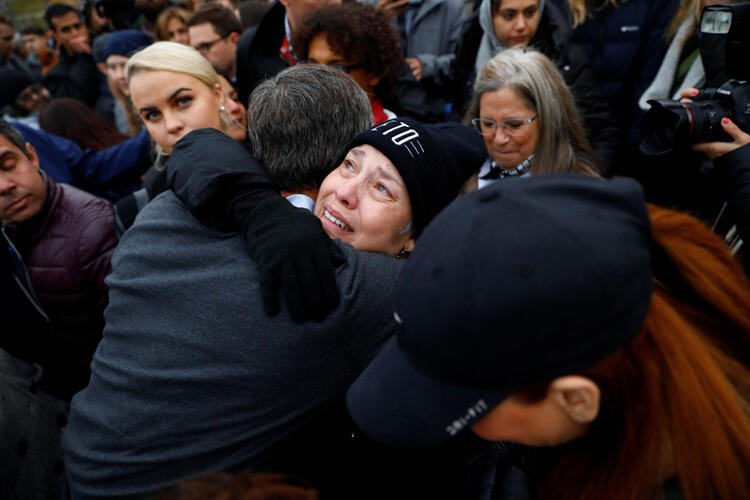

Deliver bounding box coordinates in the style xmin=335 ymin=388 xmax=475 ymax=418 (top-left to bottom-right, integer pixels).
xmin=22 ymin=33 xmax=48 ymax=55
xmin=14 ymin=84 xmax=51 ymax=115
xmin=189 ymin=22 xmax=238 ymax=78
xmin=0 ymin=22 xmax=15 ymax=61
xmin=50 ymin=11 xmax=89 ymax=55
xmin=0 ymin=136 xmax=46 ymax=224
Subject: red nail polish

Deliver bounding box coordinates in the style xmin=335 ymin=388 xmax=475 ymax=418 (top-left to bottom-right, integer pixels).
xmin=692 ymin=89 xmax=700 ymax=96
xmin=722 ymin=117 xmax=730 ymax=124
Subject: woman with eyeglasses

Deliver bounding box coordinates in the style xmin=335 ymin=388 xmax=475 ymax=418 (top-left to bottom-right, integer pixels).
xmin=456 ymin=0 xmax=620 ymax=174
xmin=463 ymin=47 xmax=598 ymax=191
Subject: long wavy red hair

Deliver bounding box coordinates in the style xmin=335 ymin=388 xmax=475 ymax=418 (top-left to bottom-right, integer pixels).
xmin=538 ymin=204 xmax=750 ymax=500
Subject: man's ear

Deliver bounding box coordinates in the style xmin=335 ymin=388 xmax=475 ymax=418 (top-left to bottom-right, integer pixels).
xmin=97 ymin=62 xmax=107 ymax=76
xmin=214 ymin=82 xmax=226 ymax=106
xmin=25 ymin=143 xmax=40 ymax=171
xmin=549 ymin=376 xmax=600 ymax=424
xmin=228 ymin=31 xmax=240 ymax=46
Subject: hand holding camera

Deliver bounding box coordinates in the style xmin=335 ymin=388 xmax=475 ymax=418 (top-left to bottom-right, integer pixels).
xmin=692 ymin=116 xmax=750 ymax=160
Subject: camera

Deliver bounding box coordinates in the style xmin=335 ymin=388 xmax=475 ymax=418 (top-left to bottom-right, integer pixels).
xmin=640 ymin=2 xmax=750 ymax=156
xmin=640 ymin=79 xmax=750 ymax=156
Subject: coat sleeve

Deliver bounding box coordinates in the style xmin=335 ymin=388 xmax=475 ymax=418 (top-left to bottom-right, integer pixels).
xmin=41 ymin=53 xmax=100 ymax=107
xmin=166 ymin=128 xmax=277 ymax=231
xmin=16 ymin=123 xmax=152 ymax=195
xmin=417 ymin=0 xmax=464 ymax=88
xmin=563 ymin=44 xmax=623 ymax=176
xmin=713 ymin=143 xmax=750 ymax=268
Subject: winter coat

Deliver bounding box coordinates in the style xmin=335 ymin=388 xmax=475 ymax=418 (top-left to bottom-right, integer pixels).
xmin=42 ymin=46 xmax=100 ymax=108
xmin=4 ymin=174 xmax=117 ymax=399
xmin=235 ymin=1 xmax=289 ymax=107
xmin=397 ymin=0 xmax=466 ymax=119
xmin=550 ymin=0 xmax=678 ymax=147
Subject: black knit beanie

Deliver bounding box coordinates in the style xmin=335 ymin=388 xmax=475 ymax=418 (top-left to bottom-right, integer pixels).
xmin=0 ymin=67 xmax=33 ymax=109
xmin=345 ymin=118 xmax=485 ymax=236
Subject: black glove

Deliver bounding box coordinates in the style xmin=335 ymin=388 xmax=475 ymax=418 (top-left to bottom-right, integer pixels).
xmin=243 ymin=195 xmax=345 ymax=322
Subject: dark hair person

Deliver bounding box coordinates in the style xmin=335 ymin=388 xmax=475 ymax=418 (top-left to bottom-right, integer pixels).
xmin=293 ymin=2 xmax=403 ymax=124
xmin=39 ymin=97 xmax=128 ymax=150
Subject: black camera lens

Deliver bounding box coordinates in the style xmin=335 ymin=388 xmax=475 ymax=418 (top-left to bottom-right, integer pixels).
xmin=641 ymin=98 xmax=727 ymax=156
xmin=640 ymin=100 xmax=695 ymax=156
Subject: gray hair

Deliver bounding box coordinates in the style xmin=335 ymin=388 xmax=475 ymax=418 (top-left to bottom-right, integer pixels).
xmin=247 ymin=64 xmax=373 ymax=191
xmin=466 ymin=47 xmax=598 ymax=176
xmin=0 ymin=120 xmax=30 ymax=157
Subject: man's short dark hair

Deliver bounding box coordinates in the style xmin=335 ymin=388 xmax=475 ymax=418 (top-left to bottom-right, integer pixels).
xmin=20 ymin=25 xmax=46 ymax=36
xmin=0 ymin=13 xmax=13 ymax=29
xmin=44 ymin=3 xmax=80 ymax=31
xmin=0 ymin=120 xmax=31 ymax=158
xmin=247 ymin=64 xmax=372 ymax=191
xmin=187 ymin=4 xmax=242 ymax=38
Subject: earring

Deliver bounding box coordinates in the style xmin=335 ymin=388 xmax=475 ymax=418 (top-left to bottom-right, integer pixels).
xmin=396 ymin=248 xmax=410 ymax=259
xmin=220 ymin=105 xmax=226 ymax=112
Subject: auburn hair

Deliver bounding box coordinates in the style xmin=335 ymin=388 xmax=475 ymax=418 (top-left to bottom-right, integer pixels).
xmin=537 ymin=204 xmax=750 ymax=500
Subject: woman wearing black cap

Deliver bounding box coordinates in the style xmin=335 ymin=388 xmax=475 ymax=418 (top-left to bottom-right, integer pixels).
xmin=346 ymin=174 xmax=750 ymax=499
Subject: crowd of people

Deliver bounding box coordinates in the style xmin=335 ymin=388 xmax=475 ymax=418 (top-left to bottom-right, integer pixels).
xmin=0 ymin=0 xmax=749 ymax=499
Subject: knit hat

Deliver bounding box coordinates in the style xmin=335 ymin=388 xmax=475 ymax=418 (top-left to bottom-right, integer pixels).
xmin=92 ymin=32 xmax=113 ymax=64
xmin=347 ymin=174 xmax=653 ymax=449
xmin=102 ymin=30 xmax=153 ymax=61
xmin=0 ymin=67 xmax=34 ymax=109
xmin=346 ymin=118 xmax=486 ymax=237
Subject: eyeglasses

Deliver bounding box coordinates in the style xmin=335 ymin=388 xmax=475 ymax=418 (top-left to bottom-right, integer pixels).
xmin=300 ymin=60 xmax=359 ymax=73
xmin=471 ymin=115 xmax=538 ymax=137
xmin=192 ymin=35 xmax=228 ymax=54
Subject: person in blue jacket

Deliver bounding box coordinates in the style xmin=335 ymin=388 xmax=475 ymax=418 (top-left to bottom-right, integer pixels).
xmin=549 ymin=0 xmax=678 ymax=154
xmin=9 ymin=121 xmax=152 ymax=201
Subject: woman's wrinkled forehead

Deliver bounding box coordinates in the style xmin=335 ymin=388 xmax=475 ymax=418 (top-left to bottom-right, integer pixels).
xmin=347 ymin=145 xmax=404 ymax=183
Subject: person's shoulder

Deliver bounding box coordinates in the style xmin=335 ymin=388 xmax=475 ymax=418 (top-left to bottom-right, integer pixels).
xmin=56 ymin=183 xmax=114 ymax=227
xmin=332 ymin=240 xmax=402 ymax=298
xmin=53 ymin=183 xmax=117 ymax=260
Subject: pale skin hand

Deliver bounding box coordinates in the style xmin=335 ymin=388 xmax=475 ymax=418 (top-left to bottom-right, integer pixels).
xmin=406 ymin=57 xmax=422 ymax=81
xmin=681 ymin=87 xmax=750 ymax=159
xmin=70 ymin=35 xmax=91 ymax=55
